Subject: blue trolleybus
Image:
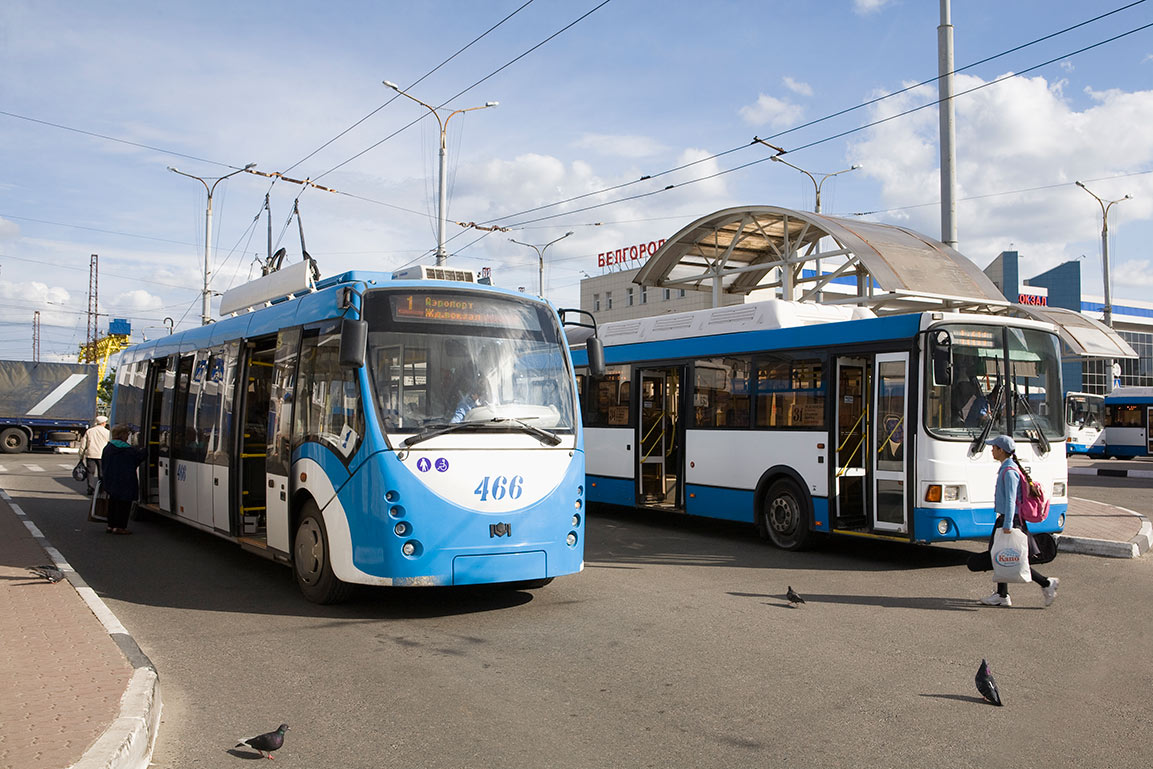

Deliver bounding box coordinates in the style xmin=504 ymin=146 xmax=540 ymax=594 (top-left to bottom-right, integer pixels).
xmin=111 ymin=264 xmax=600 ymax=602
xmin=1103 ymin=387 xmax=1153 ymax=458
xmin=571 ymin=299 xmax=1068 ymax=549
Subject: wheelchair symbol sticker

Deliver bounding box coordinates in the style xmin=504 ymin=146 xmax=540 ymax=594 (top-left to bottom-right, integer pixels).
xmin=435 ymin=458 xmax=449 ymax=472
xmin=416 ymin=457 xmax=431 ymax=472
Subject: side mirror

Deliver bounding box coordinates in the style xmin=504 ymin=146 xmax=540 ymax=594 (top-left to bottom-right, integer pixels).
xmin=586 ymin=337 xmax=606 ymax=378
xmin=339 ymin=318 xmax=367 ymax=368
xmin=930 ymin=329 xmax=953 ymax=387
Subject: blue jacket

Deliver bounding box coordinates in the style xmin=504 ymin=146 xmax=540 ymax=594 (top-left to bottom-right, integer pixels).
xmin=100 ymin=441 xmax=147 ymax=501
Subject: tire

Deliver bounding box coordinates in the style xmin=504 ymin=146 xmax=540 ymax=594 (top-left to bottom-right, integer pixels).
xmin=47 ymin=431 xmax=79 ymax=441
xmin=292 ymin=502 xmax=352 ymax=604
xmin=0 ymin=427 xmax=29 ymax=454
xmin=760 ymin=477 xmax=813 ymax=551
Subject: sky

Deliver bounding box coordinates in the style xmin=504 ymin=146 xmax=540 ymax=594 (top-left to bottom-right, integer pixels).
xmin=1 ymin=0 xmax=1152 ymax=362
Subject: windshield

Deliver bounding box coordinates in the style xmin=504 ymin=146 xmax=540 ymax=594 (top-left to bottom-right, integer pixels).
xmin=924 ymin=323 xmax=1064 ymax=442
xmin=363 ymin=289 xmax=576 ymax=437
xmin=1066 ymin=394 xmax=1103 ymax=429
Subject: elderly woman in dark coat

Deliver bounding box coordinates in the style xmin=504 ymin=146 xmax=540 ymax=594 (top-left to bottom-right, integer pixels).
xmin=101 ymin=425 xmax=147 ymax=534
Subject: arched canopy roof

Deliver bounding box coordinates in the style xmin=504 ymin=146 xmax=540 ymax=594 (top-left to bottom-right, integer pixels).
xmin=633 ymin=205 xmax=1010 ymax=314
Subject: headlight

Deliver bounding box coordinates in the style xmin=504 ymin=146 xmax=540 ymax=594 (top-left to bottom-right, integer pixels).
xmin=1052 ymin=481 xmax=1066 ymax=498
xmin=942 ymin=484 xmax=966 ymax=502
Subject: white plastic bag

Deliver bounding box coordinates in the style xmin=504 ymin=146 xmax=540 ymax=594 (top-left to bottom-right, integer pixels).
xmin=991 ymin=528 xmax=1031 ymax=583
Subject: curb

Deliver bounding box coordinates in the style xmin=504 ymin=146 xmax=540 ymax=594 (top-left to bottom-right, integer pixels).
xmin=1055 ymin=502 xmax=1152 ymax=560
xmin=1069 ymin=466 xmax=1153 ymax=480
xmin=1 ymin=490 xmax=162 ymax=769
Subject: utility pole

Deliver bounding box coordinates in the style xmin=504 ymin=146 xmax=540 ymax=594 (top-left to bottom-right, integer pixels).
xmin=84 ymin=254 xmax=98 ymax=364
xmin=509 ymin=232 xmax=574 ymax=297
xmin=168 ymin=163 xmax=256 ymax=324
xmin=32 ymin=311 xmax=40 ymax=362
xmin=1075 ymin=180 xmax=1132 ymax=391
xmin=383 ymin=81 xmax=498 ymax=266
xmin=938 ymin=0 xmax=958 ymax=249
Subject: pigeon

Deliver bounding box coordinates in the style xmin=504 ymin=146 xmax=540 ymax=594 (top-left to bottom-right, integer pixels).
xmin=975 ymin=659 xmax=1002 ymax=706
xmin=786 ymin=586 xmax=805 ymax=607
xmin=27 ymin=565 xmax=65 ymax=583
xmin=236 ymin=724 xmax=289 ymax=759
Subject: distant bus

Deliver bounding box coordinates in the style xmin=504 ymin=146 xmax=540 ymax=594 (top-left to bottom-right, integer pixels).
xmin=1103 ymin=387 xmax=1153 ymax=458
xmin=571 ymin=299 xmax=1068 ymax=550
xmin=111 ymin=266 xmax=599 ymax=602
xmin=1065 ymin=392 xmax=1105 ymax=457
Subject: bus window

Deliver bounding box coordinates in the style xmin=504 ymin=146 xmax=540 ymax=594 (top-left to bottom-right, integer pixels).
xmin=296 ymin=326 xmax=365 ymax=458
xmin=585 ymin=365 xmax=631 ymax=427
xmin=694 ymin=357 xmax=751 ymax=427
xmin=754 ymin=357 xmax=826 ymax=428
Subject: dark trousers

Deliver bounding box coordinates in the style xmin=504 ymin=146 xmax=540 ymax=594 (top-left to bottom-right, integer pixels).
xmin=997 ymin=569 xmax=1049 ymax=596
xmin=107 ymin=498 xmax=133 ymax=530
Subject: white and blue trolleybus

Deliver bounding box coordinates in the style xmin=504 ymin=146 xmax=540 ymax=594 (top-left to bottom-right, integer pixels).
xmin=570 ymin=299 xmax=1068 ymax=549
xmin=1103 ymin=387 xmax=1153 ymax=458
xmin=1064 ymin=392 xmax=1105 ymax=456
xmin=111 ymin=264 xmax=602 ymax=602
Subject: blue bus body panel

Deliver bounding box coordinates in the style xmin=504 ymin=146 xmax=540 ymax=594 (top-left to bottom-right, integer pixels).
xmin=913 ymin=502 xmax=1066 ymax=541
xmin=588 ymin=475 xmax=633 ymax=507
xmin=333 ymin=448 xmax=586 ymax=585
xmin=1107 ymin=445 xmax=1147 ymax=458
xmin=685 ymin=485 xmax=755 ymax=522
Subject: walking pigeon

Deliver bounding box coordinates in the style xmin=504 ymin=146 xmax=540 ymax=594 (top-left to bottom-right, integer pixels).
xmin=975 ymin=659 xmax=1002 ymax=706
xmin=27 ymin=565 xmax=65 ymax=583
xmin=786 ymin=586 xmax=805 ymax=607
xmin=236 ymin=724 xmax=289 ymax=759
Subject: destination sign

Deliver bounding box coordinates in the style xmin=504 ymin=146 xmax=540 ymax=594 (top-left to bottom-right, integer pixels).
xmin=391 ymin=293 xmax=536 ymax=329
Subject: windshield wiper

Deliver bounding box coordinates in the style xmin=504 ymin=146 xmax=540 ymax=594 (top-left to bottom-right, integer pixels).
xmin=401 ymin=422 xmax=477 ymax=448
xmin=1014 ymin=391 xmax=1051 ymax=454
xmin=489 ymin=417 xmax=562 ymax=446
xmin=970 ymin=379 xmax=1005 ymax=455
xmin=401 ymin=417 xmax=562 ymax=448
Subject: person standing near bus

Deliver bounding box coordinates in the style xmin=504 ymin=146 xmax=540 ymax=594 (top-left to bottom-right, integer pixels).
xmin=78 ymin=415 xmax=110 ymax=495
xmin=100 ymin=424 xmax=147 ymax=535
xmin=979 ymin=435 xmax=1059 ymax=607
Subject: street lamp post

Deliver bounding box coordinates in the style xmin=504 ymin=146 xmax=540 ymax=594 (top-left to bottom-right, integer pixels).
xmin=1075 ymin=180 xmax=1132 ymax=391
xmin=510 ymin=232 xmax=574 ymax=297
xmin=383 ymin=81 xmax=498 ymax=266
xmin=168 ymin=163 xmax=256 ymax=325
xmin=768 ymin=154 xmax=861 ymax=300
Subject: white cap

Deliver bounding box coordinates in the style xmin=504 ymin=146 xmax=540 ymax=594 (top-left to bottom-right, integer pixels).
xmin=95 ymin=415 xmax=108 ymax=424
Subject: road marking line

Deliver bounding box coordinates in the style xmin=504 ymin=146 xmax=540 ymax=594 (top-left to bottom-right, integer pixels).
xmin=24 ymin=464 xmax=45 ymax=472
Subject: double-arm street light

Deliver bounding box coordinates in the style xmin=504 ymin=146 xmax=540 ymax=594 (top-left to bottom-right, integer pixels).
xmin=510 ymin=232 xmax=574 ymax=297
xmin=1076 ymin=180 xmax=1132 ymax=392
xmin=168 ymin=163 xmax=256 ymax=325
xmin=383 ymin=80 xmax=498 ymax=266
xmin=769 ymin=155 xmax=861 ymax=214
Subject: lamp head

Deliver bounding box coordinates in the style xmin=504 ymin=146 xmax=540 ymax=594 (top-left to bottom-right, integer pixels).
xmin=382 ymin=80 xmax=399 ymax=90
xmin=244 ymin=163 xmax=257 ymax=170
xmin=485 ymin=101 xmax=499 ymax=108
xmin=1075 ymin=180 xmax=1086 ymax=189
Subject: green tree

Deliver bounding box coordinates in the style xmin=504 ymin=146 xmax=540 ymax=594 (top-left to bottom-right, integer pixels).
xmin=98 ymin=367 xmax=115 ymax=415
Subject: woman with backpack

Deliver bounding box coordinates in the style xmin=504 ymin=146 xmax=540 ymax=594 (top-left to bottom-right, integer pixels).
xmin=979 ymin=434 xmax=1059 ymax=607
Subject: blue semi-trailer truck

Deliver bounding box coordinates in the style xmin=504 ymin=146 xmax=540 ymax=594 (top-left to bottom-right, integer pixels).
xmin=0 ymin=360 xmax=98 ymax=453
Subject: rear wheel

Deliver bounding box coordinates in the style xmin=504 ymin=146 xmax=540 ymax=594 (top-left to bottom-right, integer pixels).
xmin=761 ymin=478 xmax=813 ymax=551
xmin=0 ymin=427 xmax=28 ymax=454
xmin=293 ymin=502 xmax=352 ymax=604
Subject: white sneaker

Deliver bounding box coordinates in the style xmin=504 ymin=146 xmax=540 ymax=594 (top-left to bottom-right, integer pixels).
xmin=1042 ymin=577 xmax=1059 ymax=607
xmin=979 ymin=592 xmax=1012 ymax=606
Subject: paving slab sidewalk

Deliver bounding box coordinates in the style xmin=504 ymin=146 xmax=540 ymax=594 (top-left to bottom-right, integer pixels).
xmin=0 ymin=491 xmax=160 ymax=769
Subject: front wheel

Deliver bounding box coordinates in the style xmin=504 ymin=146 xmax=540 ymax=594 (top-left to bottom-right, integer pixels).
xmin=293 ymin=503 xmax=352 ymax=604
xmin=760 ymin=478 xmax=813 ymax=551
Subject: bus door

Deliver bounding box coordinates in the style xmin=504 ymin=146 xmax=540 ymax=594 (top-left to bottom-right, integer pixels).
xmin=872 ymin=353 xmax=909 ymax=534
xmin=636 ymin=366 xmax=684 ymax=510
xmin=169 ymin=354 xmax=197 ymax=519
xmin=265 ymin=329 xmax=300 ymax=553
xmin=237 ymin=338 xmax=275 ymax=544
xmin=143 ymin=357 xmax=169 ymax=509
xmin=1148 ymin=407 xmax=1153 ymax=454
xmin=833 ymin=357 xmax=869 ymax=528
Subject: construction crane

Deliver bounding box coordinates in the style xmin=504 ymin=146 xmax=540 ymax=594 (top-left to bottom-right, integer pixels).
xmin=77 ymin=333 xmax=130 ymax=382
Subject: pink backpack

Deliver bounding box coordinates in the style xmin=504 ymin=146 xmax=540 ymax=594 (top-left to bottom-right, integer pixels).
xmin=1007 ymin=466 xmax=1050 ymax=524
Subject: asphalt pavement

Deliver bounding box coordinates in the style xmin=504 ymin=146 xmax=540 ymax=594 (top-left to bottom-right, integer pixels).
xmin=0 ymin=456 xmax=1148 ymax=769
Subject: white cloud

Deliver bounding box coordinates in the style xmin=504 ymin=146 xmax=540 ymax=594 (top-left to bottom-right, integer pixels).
xmin=847 ymin=73 xmax=1153 ymax=285
xmin=739 ymin=93 xmax=805 ymax=129
xmin=783 ymin=77 xmax=813 ymax=97
xmin=853 ymin=0 xmax=894 ymax=15
xmin=572 ymin=134 xmax=668 ymax=158
xmin=0 ymin=217 xmax=19 ymax=240
xmin=1112 ymin=258 xmax=1153 ymax=288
